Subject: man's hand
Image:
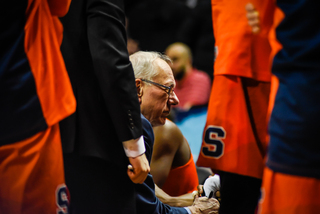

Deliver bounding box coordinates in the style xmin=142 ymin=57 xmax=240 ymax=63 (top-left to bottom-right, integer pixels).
xmin=127 ymin=153 xmax=150 ymax=184
xmin=187 ymin=196 xmax=220 ymax=214
xmin=245 ymin=3 xmax=260 ymax=34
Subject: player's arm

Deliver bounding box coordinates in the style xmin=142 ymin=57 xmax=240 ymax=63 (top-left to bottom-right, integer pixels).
xmin=151 ymin=120 xmax=182 ymax=188
xmin=155 ymin=184 xmax=196 ymax=207
xmin=156 ymin=184 xmax=220 ymax=213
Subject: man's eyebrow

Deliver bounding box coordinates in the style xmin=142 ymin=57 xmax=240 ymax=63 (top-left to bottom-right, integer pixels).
xmin=169 ymin=83 xmax=175 ymax=89
xmin=165 ymin=81 xmax=174 ymax=86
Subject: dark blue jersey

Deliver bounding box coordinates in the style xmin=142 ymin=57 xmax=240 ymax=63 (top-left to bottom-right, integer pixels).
xmin=267 ymin=0 xmax=320 ymax=178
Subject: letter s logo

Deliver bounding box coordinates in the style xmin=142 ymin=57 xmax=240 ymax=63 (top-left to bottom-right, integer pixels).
xmin=202 ymin=126 xmax=226 ymax=158
xmin=56 ymin=184 xmax=70 ymax=214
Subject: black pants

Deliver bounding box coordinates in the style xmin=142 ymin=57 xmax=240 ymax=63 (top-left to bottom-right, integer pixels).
xmin=63 ymin=153 xmax=136 ymax=214
xmin=219 ymin=171 xmax=262 ymax=214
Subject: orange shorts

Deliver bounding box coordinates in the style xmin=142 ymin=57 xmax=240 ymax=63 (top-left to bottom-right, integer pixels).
xmin=258 ymin=167 xmax=320 ymax=214
xmin=0 ymin=124 xmax=69 ymax=214
xmin=197 ymin=75 xmax=270 ymax=179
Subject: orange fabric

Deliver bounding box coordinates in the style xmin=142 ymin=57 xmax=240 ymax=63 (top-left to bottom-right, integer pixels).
xmin=24 ymin=0 xmax=76 ymax=127
xmin=268 ymin=6 xmax=285 ymax=64
xmin=258 ymin=167 xmax=320 ymax=214
xmin=266 ymin=75 xmax=279 ymax=143
xmin=162 ymin=153 xmax=199 ymax=197
xmin=265 ymin=5 xmax=284 ymax=132
xmin=212 ymin=0 xmax=275 ymax=82
xmin=197 ymin=75 xmax=270 ymax=179
xmin=0 ymin=124 xmax=69 ymax=214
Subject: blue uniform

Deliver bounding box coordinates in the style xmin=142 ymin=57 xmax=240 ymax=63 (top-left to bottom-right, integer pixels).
xmin=136 ymin=114 xmax=188 ymax=214
xmin=259 ymin=1 xmax=320 ymax=213
xmin=267 ymin=0 xmax=320 ymax=179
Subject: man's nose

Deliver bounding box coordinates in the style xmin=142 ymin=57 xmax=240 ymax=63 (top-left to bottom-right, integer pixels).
xmin=168 ymin=91 xmax=179 ymax=106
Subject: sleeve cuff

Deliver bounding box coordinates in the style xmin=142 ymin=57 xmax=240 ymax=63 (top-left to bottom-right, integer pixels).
xmin=184 ymin=207 xmax=192 ymax=214
xmin=122 ymin=135 xmax=146 ymax=157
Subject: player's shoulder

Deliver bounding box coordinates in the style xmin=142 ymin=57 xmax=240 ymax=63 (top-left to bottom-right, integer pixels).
xmin=154 ymin=119 xmax=183 ymax=144
xmin=163 ymin=119 xmax=183 ymax=135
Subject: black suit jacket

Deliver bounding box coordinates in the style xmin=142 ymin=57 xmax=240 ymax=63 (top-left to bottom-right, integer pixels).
xmin=59 ymin=0 xmax=142 ymax=167
xmin=136 ymin=114 xmax=188 ymax=214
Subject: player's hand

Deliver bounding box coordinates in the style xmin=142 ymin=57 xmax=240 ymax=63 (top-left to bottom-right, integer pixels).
xmin=187 ymin=196 xmax=219 ymax=214
xmin=127 ymin=153 xmax=150 ymax=184
xmin=197 ymin=185 xmax=204 ymax=197
xmin=245 ymin=3 xmax=260 ymax=34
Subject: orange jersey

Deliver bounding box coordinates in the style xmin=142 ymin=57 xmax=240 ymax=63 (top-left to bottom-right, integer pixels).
xmin=1 ymin=0 xmax=74 ymax=213
xmin=196 ymin=0 xmax=274 ymax=179
xmin=162 ymin=153 xmax=199 ymax=196
xmin=258 ymin=167 xmax=320 ymax=214
xmin=1 ymin=0 xmax=75 ymax=145
xmin=197 ymin=75 xmax=270 ymax=179
xmin=212 ymin=0 xmax=275 ymax=82
xmin=0 ymin=124 xmax=69 ymax=214
xmin=24 ymin=0 xmax=75 ymax=127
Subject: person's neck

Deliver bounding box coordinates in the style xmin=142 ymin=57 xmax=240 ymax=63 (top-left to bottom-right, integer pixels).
xmin=185 ymin=65 xmax=193 ymax=75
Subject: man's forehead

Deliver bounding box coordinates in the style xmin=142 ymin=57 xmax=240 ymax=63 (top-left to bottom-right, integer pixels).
xmin=154 ymin=59 xmax=173 ymax=76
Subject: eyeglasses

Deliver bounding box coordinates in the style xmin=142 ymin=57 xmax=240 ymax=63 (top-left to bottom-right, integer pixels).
xmin=141 ymin=79 xmax=174 ymax=97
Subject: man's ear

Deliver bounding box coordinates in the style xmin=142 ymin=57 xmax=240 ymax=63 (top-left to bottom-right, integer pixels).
xmin=135 ymin=79 xmax=143 ymax=101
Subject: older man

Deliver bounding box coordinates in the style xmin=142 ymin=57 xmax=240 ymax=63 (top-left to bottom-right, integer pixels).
xmin=130 ymin=51 xmax=219 ymax=214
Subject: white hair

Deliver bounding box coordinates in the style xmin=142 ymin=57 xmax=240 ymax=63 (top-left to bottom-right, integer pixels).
xmin=130 ymin=51 xmax=172 ymax=81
